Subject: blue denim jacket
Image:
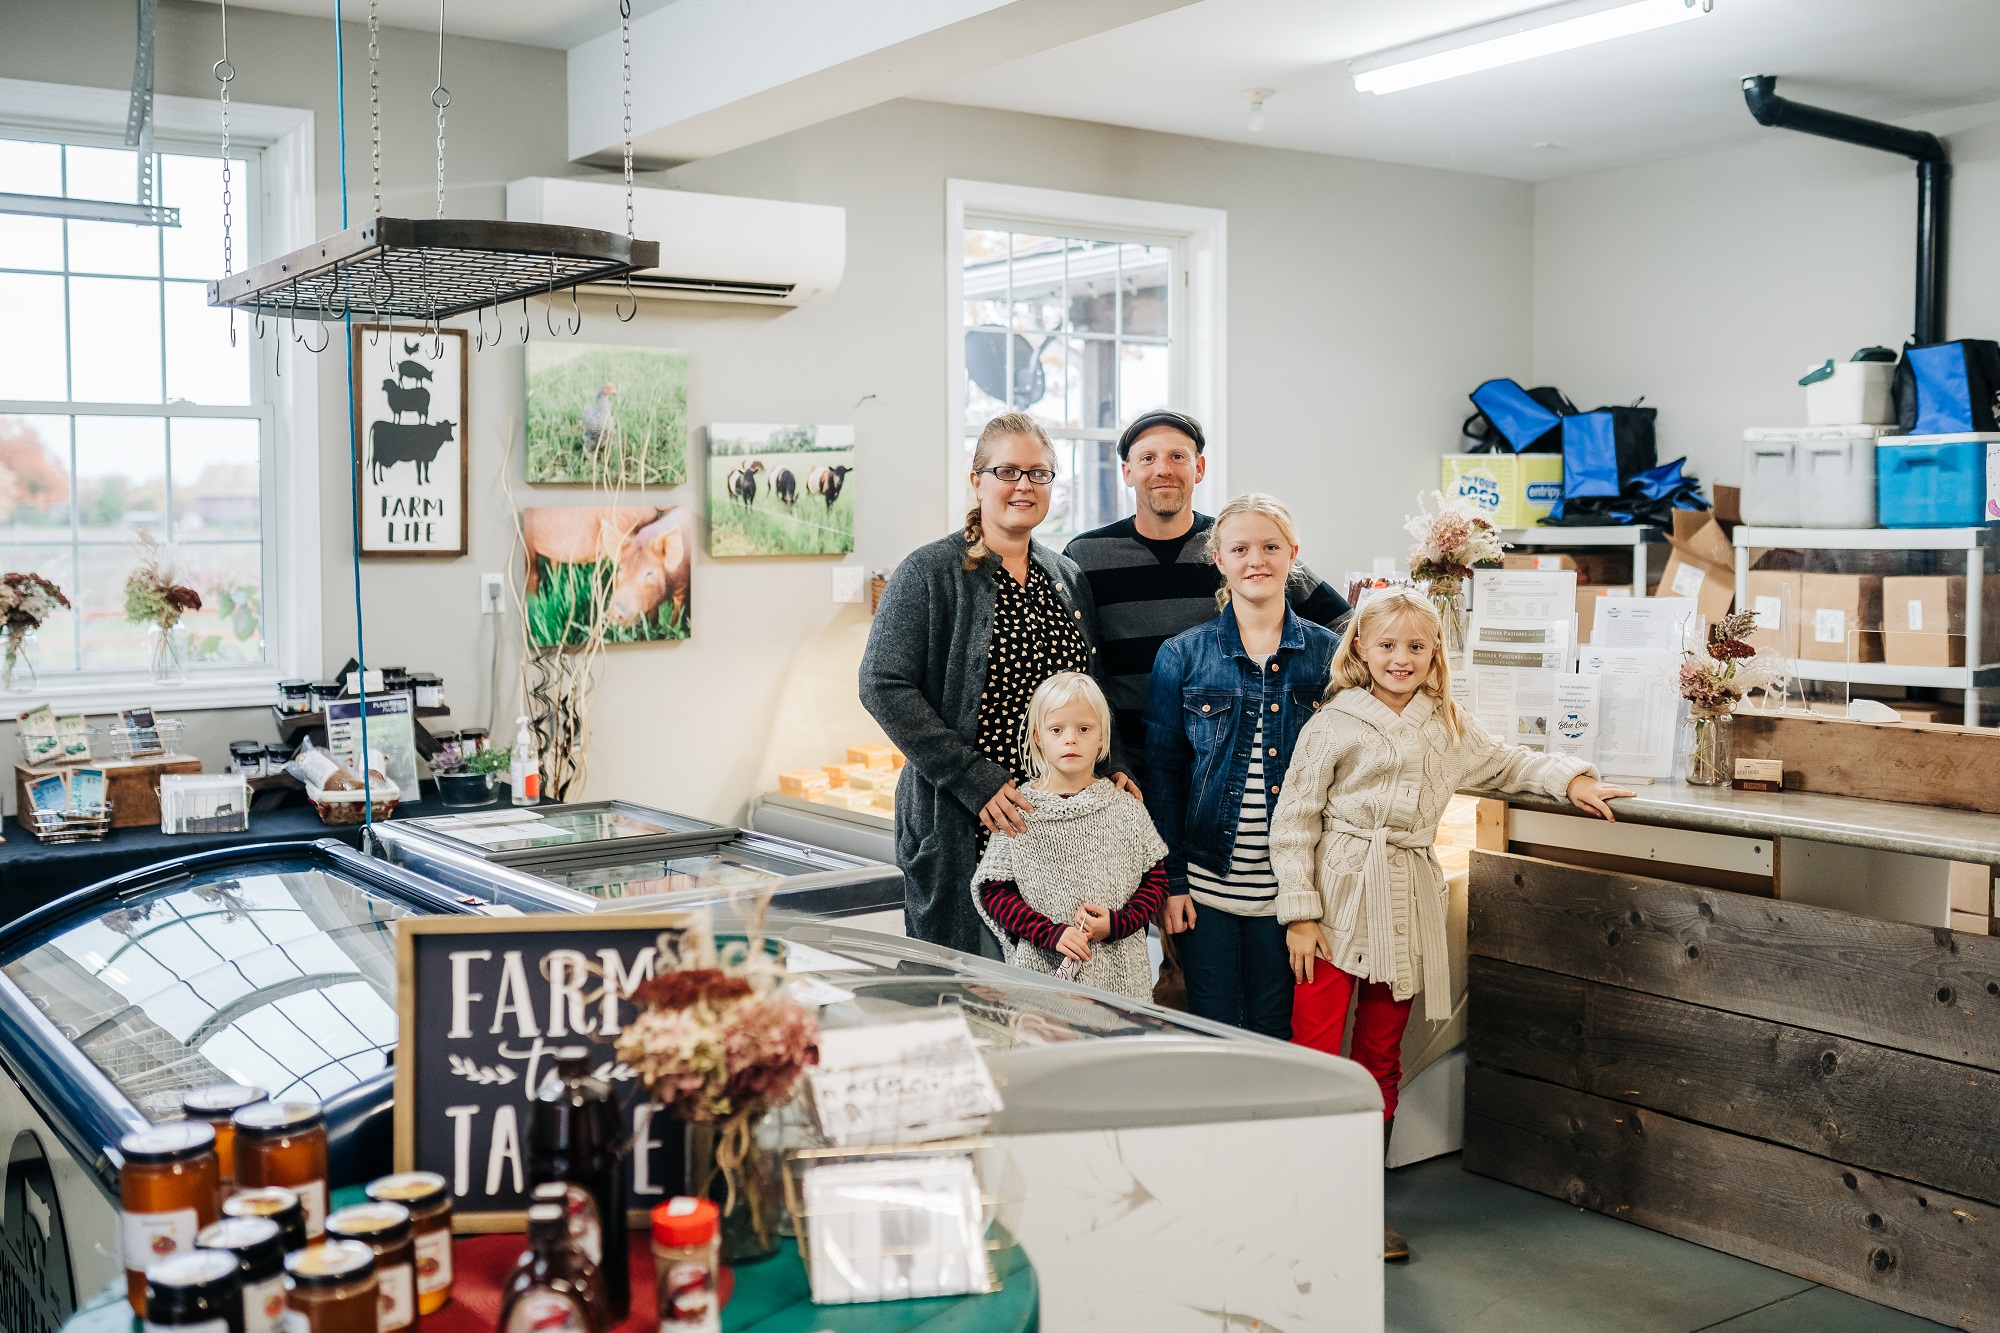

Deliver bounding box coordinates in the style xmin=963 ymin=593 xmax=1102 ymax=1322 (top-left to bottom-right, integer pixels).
xmin=1142 ymin=604 xmax=1339 ymax=895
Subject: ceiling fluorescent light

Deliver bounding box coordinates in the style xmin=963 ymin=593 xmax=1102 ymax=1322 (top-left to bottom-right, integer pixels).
xmin=1351 ymin=0 xmax=1711 ymax=95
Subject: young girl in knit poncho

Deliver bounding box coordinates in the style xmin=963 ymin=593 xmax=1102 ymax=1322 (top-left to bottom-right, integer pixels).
xmin=1270 ymin=586 xmax=1633 ymax=1261
xmin=971 ymin=672 xmax=1169 ymax=1002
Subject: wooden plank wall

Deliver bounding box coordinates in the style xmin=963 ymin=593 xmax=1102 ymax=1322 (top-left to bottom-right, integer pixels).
xmin=1466 ymin=849 xmax=2000 ymax=1330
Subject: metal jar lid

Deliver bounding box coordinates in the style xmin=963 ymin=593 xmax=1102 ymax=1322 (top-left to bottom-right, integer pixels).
xmin=284 ymin=1239 xmax=376 ymax=1288
xmin=196 ymin=1217 xmax=286 ymax=1280
xmin=365 ymin=1172 xmax=448 ymax=1211
xmin=232 ymin=1100 xmax=324 ymax=1136
xmin=119 ymin=1121 xmax=216 ymax=1165
xmin=326 ymin=1201 xmax=412 ymax=1246
xmin=182 ymin=1084 xmax=269 ymax=1122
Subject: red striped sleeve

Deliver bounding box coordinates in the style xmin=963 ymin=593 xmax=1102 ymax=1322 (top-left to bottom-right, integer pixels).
xmin=1107 ymin=861 xmax=1169 ymax=941
xmin=980 ymin=881 xmax=1066 ymax=951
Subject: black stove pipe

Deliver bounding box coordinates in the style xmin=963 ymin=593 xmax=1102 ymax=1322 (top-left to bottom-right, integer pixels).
xmin=1742 ymin=74 xmax=1950 ymax=345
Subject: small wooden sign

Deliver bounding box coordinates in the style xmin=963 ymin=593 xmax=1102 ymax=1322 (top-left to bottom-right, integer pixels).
xmin=352 ymin=324 xmax=468 ymax=558
xmin=392 ymin=911 xmax=698 ymax=1232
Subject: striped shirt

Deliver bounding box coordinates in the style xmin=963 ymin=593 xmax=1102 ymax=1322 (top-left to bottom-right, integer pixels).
xmin=1185 ymin=692 xmax=1280 ymax=916
xmin=1064 ymin=514 xmax=1350 ymax=763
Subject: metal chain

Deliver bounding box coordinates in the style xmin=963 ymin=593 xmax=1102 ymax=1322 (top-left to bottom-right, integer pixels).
xmin=621 ymin=0 xmax=634 ymax=238
xmin=214 ymin=0 xmax=235 ymax=345
xmin=368 ymin=0 xmax=381 ymax=217
xmin=432 ymin=0 xmax=450 ymax=220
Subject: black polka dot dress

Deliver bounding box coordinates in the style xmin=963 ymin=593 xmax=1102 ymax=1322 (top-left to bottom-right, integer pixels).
xmin=974 ymin=560 xmax=1093 ymax=788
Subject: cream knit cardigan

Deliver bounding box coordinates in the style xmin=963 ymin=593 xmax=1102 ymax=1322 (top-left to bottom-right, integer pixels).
xmin=1270 ymin=688 xmax=1596 ymax=1021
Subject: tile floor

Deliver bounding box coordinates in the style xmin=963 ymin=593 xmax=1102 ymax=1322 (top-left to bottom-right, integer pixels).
xmin=1385 ymin=1155 xmax=1948 ymax=1332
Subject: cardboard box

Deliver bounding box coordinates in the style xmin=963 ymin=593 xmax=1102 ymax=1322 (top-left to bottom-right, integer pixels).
xmin=1505 ymin=552 xmax=1624 ymax=586
xmin=1888 ymin=700 xmax=1956 ymax=725
xmin=1950 ymin=910 xmax=1992 ymax=936
xmin=1658 ymin=509 xmax=1736 ymax=627
xmin=1440 ymin=453 xmax=1564 ymax=530
xmin=1743 ymin=570 xmax=1803 ymax=657
xmin=1880 ymin=575 xmax=2000 ymax=667
xmin=1949 ymin=862 xmax=1993 ymax=916
xmin=1799 ymin=573 xmax=1883 ymax=662
xmin=1576 ymin=585 xmax=1630 ymax=644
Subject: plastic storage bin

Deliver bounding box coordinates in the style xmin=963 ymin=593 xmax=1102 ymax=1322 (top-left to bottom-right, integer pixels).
xmin=1805 ymin=361 xmax=1895 ymax=426
xmin=1741 ymin=427 xmax=1889 ymax=527
xmin=1877 ymin=434 xmax=1995 ymax=528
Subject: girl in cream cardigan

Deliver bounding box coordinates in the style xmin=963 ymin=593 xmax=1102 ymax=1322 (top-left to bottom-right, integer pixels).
xmin=1269 ymin=586 xmax=1631 ymax=1261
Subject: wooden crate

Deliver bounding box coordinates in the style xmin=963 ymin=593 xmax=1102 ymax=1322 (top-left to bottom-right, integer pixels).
xmin=14 ymin=755 xmax=204 ymax=830
xmin=1467 ymin=849 xmax=2000 ymax=1329
xmin=1734 ymin=711 xmax=2000 ymax=816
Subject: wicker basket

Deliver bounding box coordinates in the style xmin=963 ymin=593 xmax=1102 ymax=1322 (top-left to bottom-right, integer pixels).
xmin=306 ymin=783 xmax=400 ymax=825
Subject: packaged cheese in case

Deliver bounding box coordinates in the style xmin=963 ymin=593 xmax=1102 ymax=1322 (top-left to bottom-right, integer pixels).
xmin=846 ymin=743 xmax=896 ymax=769
xmin=778 ymin=770 xmax=830 ymax=799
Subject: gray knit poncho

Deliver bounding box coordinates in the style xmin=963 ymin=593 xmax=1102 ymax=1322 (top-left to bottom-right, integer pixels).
xmin=969 ymin=778 xmax=1167 ymax=1002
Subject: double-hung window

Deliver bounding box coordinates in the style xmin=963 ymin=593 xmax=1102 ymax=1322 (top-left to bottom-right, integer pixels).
xmin=947 ymin=181 xmax=1226 ymax=546
xmin=0 ymin=81 xmax=316 ymax=706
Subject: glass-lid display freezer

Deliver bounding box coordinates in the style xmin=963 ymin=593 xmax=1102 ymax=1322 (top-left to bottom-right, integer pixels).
xmin=0 ymin=842 xmax=503 ymax=1333
xmin=364 ymin=800 xmax=905 ymax=930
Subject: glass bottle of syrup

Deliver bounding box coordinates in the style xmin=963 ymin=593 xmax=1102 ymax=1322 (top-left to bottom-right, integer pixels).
xmin=498 ymin=1204 xmax=604 ymax=1333
xmin=528 ymin=1048 xmax=627 ymax=1321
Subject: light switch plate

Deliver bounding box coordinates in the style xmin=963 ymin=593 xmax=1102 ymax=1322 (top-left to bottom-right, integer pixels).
xmin=832 ymin=566 xmax=865 ymax=603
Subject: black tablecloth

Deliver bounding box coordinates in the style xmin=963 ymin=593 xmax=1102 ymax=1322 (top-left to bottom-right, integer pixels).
xmin=0 ymin=790 xmax=454 ymax=925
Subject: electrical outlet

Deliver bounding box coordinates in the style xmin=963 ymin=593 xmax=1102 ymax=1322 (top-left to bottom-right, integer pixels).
xmin=831 ymin=566 xmax=866 ymax=604
xmin=480 ymin=573 xmax=505 ymax=614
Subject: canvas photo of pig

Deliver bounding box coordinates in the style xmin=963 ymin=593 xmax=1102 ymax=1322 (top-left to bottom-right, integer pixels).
xmin=521 ymin=505 xmax=693 ymax=647
xmin=526 ymin=343 xmax=687 ymax=486
xmin=351 ymin=324 xmax=467 ymax=556
xmin=705 ymin=423 xmax=856 ymax=557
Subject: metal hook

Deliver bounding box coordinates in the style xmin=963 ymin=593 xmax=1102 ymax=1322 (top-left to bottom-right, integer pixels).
xmin=565 ymin=281 xmax=581 ymax=336
xmin=473 ymin=302 xmax=492 ymax=351
xmin=517 ymin=295 xmax=531 ymax=344
xmin=299 ymin=291 xmax=330 ymax=355
xmin=614 ymin=271 xmax=638 ymax=323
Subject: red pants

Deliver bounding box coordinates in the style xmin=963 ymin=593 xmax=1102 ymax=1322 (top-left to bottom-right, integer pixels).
xmin=1291 ymin=965 xmax=1414 ymax=1120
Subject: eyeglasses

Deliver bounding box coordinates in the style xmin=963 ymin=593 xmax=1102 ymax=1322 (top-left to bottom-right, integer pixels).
xmin=976 ymin=465 xmax=1057 ymax=485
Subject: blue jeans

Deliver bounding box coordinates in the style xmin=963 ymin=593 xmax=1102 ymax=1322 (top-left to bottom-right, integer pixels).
xmin=1179 ymin=908 xmax=1293 ymax=1040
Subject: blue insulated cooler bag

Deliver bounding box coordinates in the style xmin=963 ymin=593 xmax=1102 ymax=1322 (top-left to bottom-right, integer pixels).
xmin=1464 ymin=379 xmax=1571 ymax=453
xmin=1562 ymin=405 xmax=1658 ymax=499
xmin=1894 ymin=340 xmax=2000 ymax=435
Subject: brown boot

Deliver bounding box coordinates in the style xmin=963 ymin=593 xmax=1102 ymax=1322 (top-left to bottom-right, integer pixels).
xmin=1383 ymin=1115 xmax=1410 ymax=1260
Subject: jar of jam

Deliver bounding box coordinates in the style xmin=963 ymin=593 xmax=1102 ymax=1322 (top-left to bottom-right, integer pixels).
xmin=144 ymin=1248 xmax=240 ymax=1333
xmin=365 ymin=1173 xmax=452 ymax=1314
xmin=325 ymin=1202 xmax=416 ymax=1333
xmin=232 ymin=1101 xmax=327 ymax=1239
xmin=459 ymin=727 xmax=489 ymax=756
xmin=309 ymin=681 xmax=343 ymax=713
xmin=411 ymin=673 xmax=444 ymax=709
xmin=285 ymin=1240 xmax=377 ymax=1333
xmin=182 ymin=1084 xmax=268 ymax=1195
xmin=120 ymin=1122 xmax=222 ymax=1314
xmin=223 ymin=1186 xmax=307 ymax=1254
xmin=278 ymin=680 xmax=312 ymax=715
xmin=197 ymin=1216 xmax=288 ymax=1333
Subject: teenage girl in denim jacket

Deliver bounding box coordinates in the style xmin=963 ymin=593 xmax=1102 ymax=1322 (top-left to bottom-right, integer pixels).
xmin=1142 ymin=494 xmax=1339 ymax=1040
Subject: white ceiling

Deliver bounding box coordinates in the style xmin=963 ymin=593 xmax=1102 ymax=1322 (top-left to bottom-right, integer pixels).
xmin=186 ymin=0 xmax=679 ymax=51
xmin=915 ymin=0 xmax=2000 ymax=181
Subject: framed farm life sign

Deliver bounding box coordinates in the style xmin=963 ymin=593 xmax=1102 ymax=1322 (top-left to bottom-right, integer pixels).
xmin=393 ymin=911 xmax=699 ymax=1232
xmin=352 ymin=324 xmax=468 ymax=557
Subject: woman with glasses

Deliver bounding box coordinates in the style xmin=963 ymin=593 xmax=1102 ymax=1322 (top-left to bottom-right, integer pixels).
xmin=861 ymin=412 xmax=1141 ymax=955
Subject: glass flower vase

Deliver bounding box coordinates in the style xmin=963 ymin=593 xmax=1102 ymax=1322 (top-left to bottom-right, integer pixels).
xmin=1684 ymin=711 xmax=1735 ymax=786
xmin=1430 ymin=582 xmax=1468 ymax=664
xmin=147 ymin=622 xmax=190 ymax=685
xmin=685 ymin=1110 xmax=783 ymax=1264
xmin=2 ymin=629 xmax=38 ymax=693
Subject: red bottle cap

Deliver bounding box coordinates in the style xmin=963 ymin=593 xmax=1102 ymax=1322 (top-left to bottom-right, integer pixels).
xmin=651 ymin=1197 xmax=719 ymax=1247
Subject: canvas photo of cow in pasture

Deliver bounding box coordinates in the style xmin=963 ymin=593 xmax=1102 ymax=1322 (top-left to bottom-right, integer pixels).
xmin=351 ymin=324 xmax=467 ymax=557
xmin=521 ymin=505 xmax=693 ymax=648
xmin=706 ymin=423 xmax=856 ymax=557
xmin=526 ymin=343 xmax=687 ymax=486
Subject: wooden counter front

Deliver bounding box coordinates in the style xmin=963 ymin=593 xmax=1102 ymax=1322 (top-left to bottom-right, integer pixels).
xmin=1465 ymin=849 xmax=2000 ymax=1329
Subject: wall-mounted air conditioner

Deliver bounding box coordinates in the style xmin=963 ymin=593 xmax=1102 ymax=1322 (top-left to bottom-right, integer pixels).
xmin=505 ymin=177 xmax=844 ymax=307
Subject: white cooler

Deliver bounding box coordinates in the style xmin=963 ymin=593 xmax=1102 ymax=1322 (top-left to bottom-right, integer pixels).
xmin=1741 ymin=426 xmax=1892 ymax=527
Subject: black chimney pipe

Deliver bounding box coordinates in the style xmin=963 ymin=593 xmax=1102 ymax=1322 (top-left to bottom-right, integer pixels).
xmin=1742 ymin=75 xmax=1950 ymax=345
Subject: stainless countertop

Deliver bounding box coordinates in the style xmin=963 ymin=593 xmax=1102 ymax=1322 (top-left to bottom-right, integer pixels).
xmin=1467 ymin=780 xmax=2000 ymax=868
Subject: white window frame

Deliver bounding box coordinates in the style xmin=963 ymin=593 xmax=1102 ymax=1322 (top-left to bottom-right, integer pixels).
xmin=943 ymin=179 xmax=1227 ymax=536
xmin=0 ymin=77 xmax=320 ymax=711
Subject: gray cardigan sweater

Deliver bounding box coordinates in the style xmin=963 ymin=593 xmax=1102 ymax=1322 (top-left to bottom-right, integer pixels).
xmin=859 ymin=531 xmax=1133 ymax=954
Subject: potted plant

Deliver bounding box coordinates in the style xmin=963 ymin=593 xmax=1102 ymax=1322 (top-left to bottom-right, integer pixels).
xmin=436 ymin=744 xmax=509 ymax=807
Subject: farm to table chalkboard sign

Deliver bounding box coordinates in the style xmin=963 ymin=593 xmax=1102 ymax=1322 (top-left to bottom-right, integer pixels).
xmin=393 ymin=912 xmax=697 ymax=1232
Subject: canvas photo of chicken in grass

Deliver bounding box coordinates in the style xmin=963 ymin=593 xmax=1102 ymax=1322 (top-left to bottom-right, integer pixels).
xmin=525 ymin=343 xmax=687 ymax=485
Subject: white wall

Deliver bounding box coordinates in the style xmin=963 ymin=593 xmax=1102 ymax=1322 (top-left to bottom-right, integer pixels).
xmin=1533 ymin=101 xmax=2000 ymax=490
xmin=2 ymin=2 xmax=1533 ymax=824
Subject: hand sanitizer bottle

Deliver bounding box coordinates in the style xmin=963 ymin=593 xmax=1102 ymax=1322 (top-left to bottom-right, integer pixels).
xmin=511 ymin=716 xmax=540 ymax=805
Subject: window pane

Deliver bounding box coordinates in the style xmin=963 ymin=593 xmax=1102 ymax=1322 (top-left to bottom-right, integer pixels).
xmin=175 ymin=542 xmax=264 ymax=664
xmin=1068 ymin=240 xmax=1119 ymax=335
xmin=68 ymin=218 xmax=160 ymax=278
xmin=171 ymin=417 xmax=260 ymax=540
xmin=0 ymin=137 xmax=62 ymax=193
xmin=0 ymin=545 xmax=77 ymax=671
xmin=160 ymin=154 xmax=241 ymax=281
xmin=165 ymin=282 xmax=251 ymax=405
xmin=0 ymin=214 xmax=63 ymax=271
xmin=75 ymin=415 xmax=166 ymax=538
xmin=1009 ymin=234 xmax=1064 ymax=333
xmin=70 ymin=277 xmax=163 ymax=403
xmin=1119 ymin=342 xmax=1171 ymax=422
xmin=0 ymin=415 xmax=74 ymax=540
xmin=0 ymin=273 xmax=68 ymax=399
xmin=1121 ymin=243 xmax=1171 ymax=338
xmin=77 ymin=541 xmax=148 ymax=668
xmin=64 ymin=145 xmax=138 ymax=204
xmin=962 ymin=228 xmax=1008 ymax=328
xmin=963 ymin=331 xmax=1011 ymax=431
xmin=1070 ymin=337 xmax=1118 ymax=430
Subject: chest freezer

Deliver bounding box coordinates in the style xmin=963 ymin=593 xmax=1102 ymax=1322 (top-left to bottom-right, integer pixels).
xmin=363 ymin=799 xmax=904 ymax=929
xmin=0 ymin=842 xmax=494 ymax=1333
